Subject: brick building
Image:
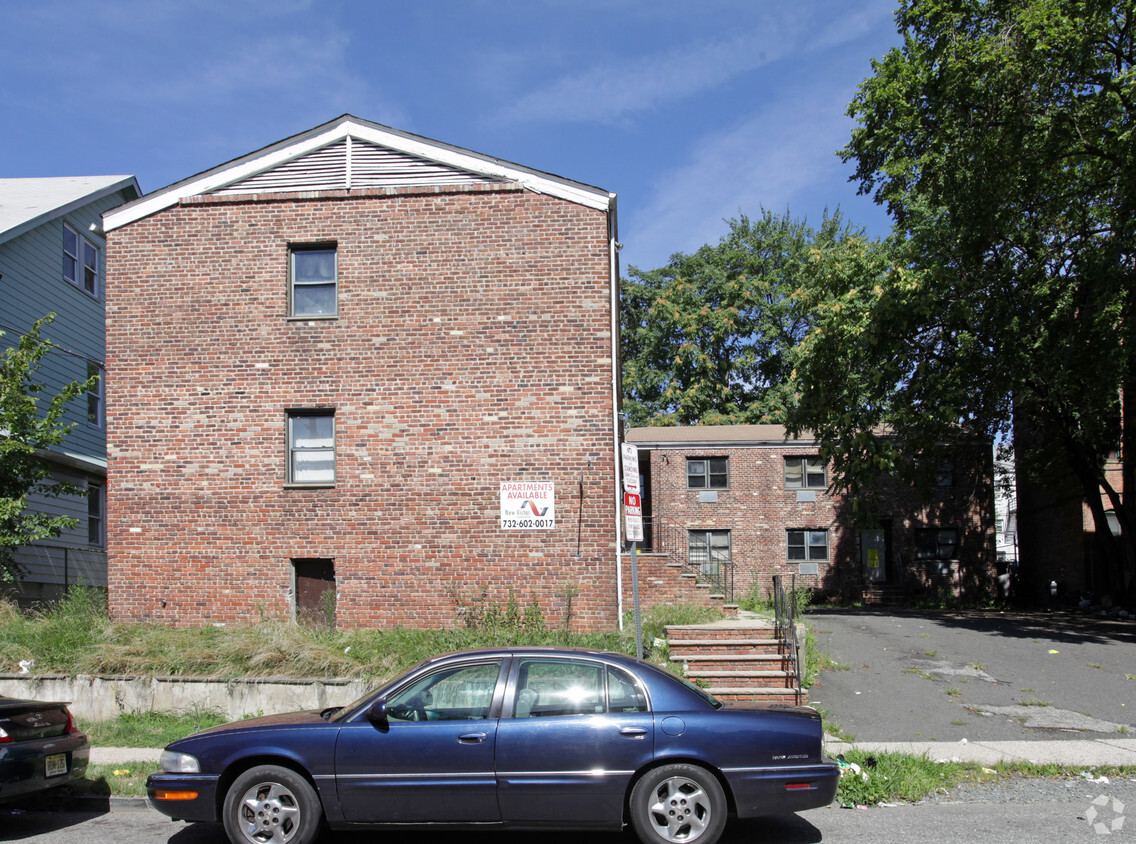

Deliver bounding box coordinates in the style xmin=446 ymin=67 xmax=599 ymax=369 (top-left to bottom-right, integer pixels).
xmin=624 ymin=425 xmax=995 ymax=606
xmin=102 ymin=116 xmax=622 ymax=630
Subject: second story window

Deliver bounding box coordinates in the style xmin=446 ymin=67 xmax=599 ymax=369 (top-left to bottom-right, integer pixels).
xmin=687 ymin=457 xmax=728 ymax=489
xmin=785 ymin=456 xmax=826 ymax=489
xmin=63 ymin=224 xmax=100 ymax=298
xmin=288 ymin=410 xmax=336 ymax=485
xmin=87 ymin=363 xmax=104 ymax=427
xmin=290 ymin=244 xmax=337 ymax=317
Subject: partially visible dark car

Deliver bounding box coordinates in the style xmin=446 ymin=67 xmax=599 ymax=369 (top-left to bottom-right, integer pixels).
xmin=0 ymin=695 xmax=89 ymax=802
xmin=148 ymin=647 xmax=838 ymax=844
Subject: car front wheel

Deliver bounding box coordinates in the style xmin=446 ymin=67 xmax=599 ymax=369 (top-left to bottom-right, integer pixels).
xmin=222 ymin=765 xmax=323 ymax=844
xmin=629 ymin=763 xmax=727 ymax=844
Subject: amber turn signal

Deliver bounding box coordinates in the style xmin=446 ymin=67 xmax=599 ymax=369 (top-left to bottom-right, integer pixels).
xmin=153 ymin=790 xmax=198 ymax=800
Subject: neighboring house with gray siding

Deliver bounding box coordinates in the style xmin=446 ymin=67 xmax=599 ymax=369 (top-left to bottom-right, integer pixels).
xmin=0 ymin=176 xmax=140 ymax=602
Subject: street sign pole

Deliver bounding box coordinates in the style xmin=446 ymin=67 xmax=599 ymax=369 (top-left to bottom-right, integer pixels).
xmin=621 ymin=443 xmax=644 ymax=659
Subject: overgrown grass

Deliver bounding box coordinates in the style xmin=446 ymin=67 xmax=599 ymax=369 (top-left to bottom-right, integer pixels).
xmin=803 ymin=629 xmax=847 ymax=688
xmin=0 ymin=587 xmax=718 ymax=684
xmin=836 ymin=750 xmax=1136 ymax=807
xmin=80 ymin=708 xmax=231 ymax=747
xmin=737 ymin=582 xmax=814 ymax=617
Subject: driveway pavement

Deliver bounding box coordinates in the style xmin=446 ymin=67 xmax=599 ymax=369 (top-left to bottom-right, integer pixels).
xmin=806 ymin=608 xmax=1136 ymax=747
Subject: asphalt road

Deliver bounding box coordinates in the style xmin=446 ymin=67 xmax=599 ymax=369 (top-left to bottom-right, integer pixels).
xmin=806 ymin=608 xmax=1136 ymax=743
xmin=3 ymin=799 xmax=1129 ymax=844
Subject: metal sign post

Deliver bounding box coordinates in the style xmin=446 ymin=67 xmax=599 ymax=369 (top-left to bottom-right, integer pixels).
xmin=621 ymin=443 xmax=644 ymax=659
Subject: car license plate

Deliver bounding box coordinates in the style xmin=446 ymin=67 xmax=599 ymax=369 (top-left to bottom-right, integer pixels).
xmin=45 ymin=754 xmax=67 ymax=778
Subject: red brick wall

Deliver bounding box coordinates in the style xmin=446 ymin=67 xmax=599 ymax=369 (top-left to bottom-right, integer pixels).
xmin=642 ymin=442 xmax=994 ymax=602
xmin=105 ymin=184 xmax=618 ymax=630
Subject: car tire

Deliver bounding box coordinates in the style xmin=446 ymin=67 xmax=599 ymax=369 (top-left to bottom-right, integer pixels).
xmin=629 ymin=763 xmax=727 ymax=844
xmin=222 ymin=764 xmax=323 ymax=844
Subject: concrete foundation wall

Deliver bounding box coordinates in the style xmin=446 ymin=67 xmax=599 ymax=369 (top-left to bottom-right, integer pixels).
xmin=0 ymin=674 xmax=371 ymax=722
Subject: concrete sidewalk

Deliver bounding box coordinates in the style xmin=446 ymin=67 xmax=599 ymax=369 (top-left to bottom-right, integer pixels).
xmin=92 ymin=739 xmax=1136 ymax=769
xmin=825 ymin=737 xmax=1136 ymax=766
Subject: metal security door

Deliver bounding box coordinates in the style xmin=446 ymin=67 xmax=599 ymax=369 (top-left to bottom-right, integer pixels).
xmin=861 ymin=530 xmax=887 ymax=583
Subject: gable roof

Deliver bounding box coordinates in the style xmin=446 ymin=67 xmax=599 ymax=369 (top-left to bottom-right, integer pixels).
xmin=104 ymin=115 xmax=616 ymax=231
xmin=0 ymin=176 xmax=140 ymax=246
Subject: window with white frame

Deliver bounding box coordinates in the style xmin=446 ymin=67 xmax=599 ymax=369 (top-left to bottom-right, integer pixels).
xmin=288 ymin=411 xmax=335 ymax=485
xmin=686 ymin=457 xmax=728 ymax=489
xmin=784 ymin=456 xmax=826 ymax=489
xmin=87 ymin=362 xmax=104 ymax=427
xmin=63 ymin=224 xmax=100 ymax=297
xmin=688 ymin=529 xmax=731 ymax=575
xmin=787 ymin=529 xmax=828 ymax=561
xmin=290 ymin=244 xmax=337 ymax=317
xmin=87 ymin=484 xmax=104 ymax=546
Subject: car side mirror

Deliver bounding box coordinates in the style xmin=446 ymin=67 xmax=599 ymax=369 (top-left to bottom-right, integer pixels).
xmin=367 ymin=699 xmax=389 ymax=727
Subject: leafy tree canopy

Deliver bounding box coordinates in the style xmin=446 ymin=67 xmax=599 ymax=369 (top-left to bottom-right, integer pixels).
xmin=788 ymin=0 xmax=1134 ymax=597
xmin=621 ymin=209 xmax=862 ymax=428
xmin=1 ymin=316 xmax=94 ymax=581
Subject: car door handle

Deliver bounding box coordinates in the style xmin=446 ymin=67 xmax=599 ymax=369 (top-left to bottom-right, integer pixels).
xmin=619 ymin=727 xmax=649 ymax=739
xmin=458 ymin=732 xmax=488 ymax=744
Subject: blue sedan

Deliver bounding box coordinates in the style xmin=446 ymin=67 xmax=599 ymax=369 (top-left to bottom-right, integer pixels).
xmin=147 ymin=647 xmax=838 ymax=844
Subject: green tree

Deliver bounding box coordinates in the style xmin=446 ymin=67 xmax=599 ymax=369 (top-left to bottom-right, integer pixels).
xmin=621 ymin=209 xmax=861 ymax=427
xmin=0 ymin=316 xmax=95 ymax=581
xmin=789 ymin=0 xmax=1135 ymax=600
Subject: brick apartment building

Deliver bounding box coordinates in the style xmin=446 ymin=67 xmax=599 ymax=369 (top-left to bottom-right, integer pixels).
xmin=102 ymin=116 xmax=623 ymax=630
xmin=624 ymin=425 xmax=995 ymax=606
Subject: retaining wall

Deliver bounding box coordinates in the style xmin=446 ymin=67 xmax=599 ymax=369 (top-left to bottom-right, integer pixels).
xmin=0 ymin=674 xmax=371 ymax=722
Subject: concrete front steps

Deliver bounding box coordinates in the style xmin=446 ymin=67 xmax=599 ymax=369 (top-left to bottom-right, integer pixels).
xmin=860 ymin=584 xmax=908 ymax=606
xmin=624 ymin=553 xmax=739 ymax=617
xmin=665 ymin=620 xmax=803 ymax=706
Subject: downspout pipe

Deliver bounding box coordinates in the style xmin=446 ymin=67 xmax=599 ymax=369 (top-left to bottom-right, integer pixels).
xmin=607 ymin=195 xmax=625 ymax=629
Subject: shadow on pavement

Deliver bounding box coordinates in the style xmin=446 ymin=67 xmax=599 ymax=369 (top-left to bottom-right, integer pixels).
xmin=807 ymin=607 xmax=1136 ymax=647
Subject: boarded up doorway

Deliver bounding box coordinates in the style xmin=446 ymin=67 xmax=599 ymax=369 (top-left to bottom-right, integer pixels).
xmin=293 ymin=558 xmax=335 ymax=629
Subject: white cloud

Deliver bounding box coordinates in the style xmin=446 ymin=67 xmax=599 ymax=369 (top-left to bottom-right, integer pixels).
xmin=622 ymin=84 xmax=862 ymax=270
xmin=496 ymin=2 xmax=893 ymax=127
xmin=499 ymin=26 xmax=793 ymax=125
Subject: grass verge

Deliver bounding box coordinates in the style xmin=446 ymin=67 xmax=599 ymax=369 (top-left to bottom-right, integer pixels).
xmin=835 ymin=750 xmax=1136 ymax=807
xmin=80 ymin=709 xmax=231 ymax=747
xmin=0 ymin=587 xmax=639 ymax=682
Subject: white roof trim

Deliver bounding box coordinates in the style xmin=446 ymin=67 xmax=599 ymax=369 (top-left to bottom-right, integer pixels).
xmin=105 ymin=116 xmax=614 ymax=231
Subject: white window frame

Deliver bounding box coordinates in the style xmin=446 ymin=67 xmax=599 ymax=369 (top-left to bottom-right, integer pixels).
xmin=63 ymin=223 xmax=101 ymax=298
xmin=287 ymin=410 xmax=336 ymax=485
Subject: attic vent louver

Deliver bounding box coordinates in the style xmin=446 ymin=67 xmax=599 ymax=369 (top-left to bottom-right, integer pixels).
xmin=209 ymin=137 xmax=502 ymax=196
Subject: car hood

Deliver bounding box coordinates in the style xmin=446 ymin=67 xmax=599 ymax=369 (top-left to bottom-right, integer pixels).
xmin=187 ymin=709 xmax=329 ymax=738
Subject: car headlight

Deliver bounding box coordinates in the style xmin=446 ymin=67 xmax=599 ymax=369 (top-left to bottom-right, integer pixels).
xmin=159 ymin=750 xmax=201 ymax=773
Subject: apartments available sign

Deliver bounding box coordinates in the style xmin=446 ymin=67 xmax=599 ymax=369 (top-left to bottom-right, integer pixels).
xmin=500 ymin=482 xmax=555 ymax=529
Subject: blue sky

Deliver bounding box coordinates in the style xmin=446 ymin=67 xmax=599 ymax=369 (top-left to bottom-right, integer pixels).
xmin=1 ymin=0 xmax=901 ymax=272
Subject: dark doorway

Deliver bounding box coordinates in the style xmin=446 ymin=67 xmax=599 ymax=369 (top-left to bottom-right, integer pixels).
xmin=294 ymin=558 xmax=335 ymax=628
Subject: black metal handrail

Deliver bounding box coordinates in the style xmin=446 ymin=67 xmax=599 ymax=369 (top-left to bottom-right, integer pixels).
xmin=772 ymin=573 xmax=803 ymax=705
xmin=641 ymin=516 xmax=736 ymax=603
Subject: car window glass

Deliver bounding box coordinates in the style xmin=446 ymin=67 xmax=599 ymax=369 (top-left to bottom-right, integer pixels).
xmin=513 ymin=659 xmax=604 ymax=718
xmin=607 ymin=666 xmax=649 ymax=713
xmin=386 ymin=661 xmax=500 ymax=721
